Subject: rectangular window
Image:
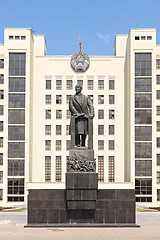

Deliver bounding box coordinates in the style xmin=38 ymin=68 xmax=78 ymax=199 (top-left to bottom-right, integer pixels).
xmin=66 ymin=80 xmax=72 ymax=90
xmin=8 ymin=160 xmax=24 ymax=176
xmin=0 ymin=137 xmax=3 ymax=147
xmin=9 ymin=36 xmax=14 ymax=40
xmin=8 ymin=196 xmax=24 ymax=202
xmin=88 ymin=80 xmax=93 ymax=90
xmin=135 ymin=36 xmax=140 ymax=40
xmin=157 ymin=190 xmax=160 ymax=201
xmin=77 ymin=80 xmax=83 ymax=87
xmin=46 ymin=80 xmax=51 ymax=89
xmin=0 ymin=189 xmax=3 ymax=200
xmin=8 ymin=126 xmax=25 ymax=140
xmin=66 ymin=140 xmax=70 ymax=151
xmin=135 ymin=160 xmax=152 ymax=176
xmin=45 ymin=156 xmax=51 ymax=182
xmin=9 ymin=53 xmax=26 ymax=76
xmin=109 ymin=95 xmax=115 ymax=104
xmin=8 ymin=142 xmax=25 ymax=158
xmin=98 ymin=140 xmax=104 ymax=150
xmin=157 ymin=172 xmax=160 ymax=184
xmin=8 ymin=94 xmax=25 ymax=108
xmin=0 ymin=153 xmax=3 ymax=165
xmin=157 ymin=75 xmax=160 ymax=84
xmin=135 ymin=53 xmax=152 ymax=76
xmin=135 ymin=126 xmax=152 ymax=141
xmin=0 ymin=171 xmax=3 ymax=183
xmin=56 ymin=140 xmax=61 ymax=151
xmin=98 ymin=125 xmax=104 ymax=135
xmin=98 ymin=95 xmax=104 ymax=104
xmin=45 ymin=140 xmax=51 ymax=150
xmin=0 ymin=121 xmax=3 ymax=131
xmin=66 ymin=125 xmax=70 ymax=135
xmin=66 ymin=110 xmax=71 ymax=119
xmin=21 ymin=36 xmax=26 ymax=40
xmin=8 ymin=178 xmax=24 ymax=195
xmin=98 ymin=80 xmax=104 ymax=90
xmin=8 ymin=109 xmax=25 ymax=124
xmin=45 ymin=125 xmax=51 ymax=135
xmin=56 ymin=156 xmax=61 ymax=182
xmin=156 ymin=59 xmax=160 ymax=69
xmin=141 ymin=36 xmax=146 ymax=40
xmin=109 ymin=156 xmax=114 ymax=182
xmin=15 ymin=36 xmax=20 ymax=40
xmin=157 ymin=138 xmax=160 ymax=148
xmin=45 ymin=95 xmax=51 ymax=104
xmin=109 ymin=125 xmax=114 ymax=135
xmin=66 ymin=95 xmax=71 ymax=104
xmin=98 ymin=110 xmax=104 ymax=119
xmin=109 ymin=80 xmax=115 ymax=90
xmin=135 ymin=178 xmax=152 ymax=195
xmin=45 ymin=110 xmax=51 ymax=119
xmin=135 ymin=78 xmax=152 ymax=92
xmin=157 ymin=154 xmax=160 ymax=165
xmin=157 ymin=106 xmax=160 ymax=115
xmin=135 ymin=142 xmax=152 ymax=158
xmin=109 ymin=110 xmax=114 ymax=119
xmin=135 ymin=93 xmax=152 ymax=108
xmin=9 ymin=77 xmax=25 ymax=92
xmin=56 ymin=110 xmax=62 ymax=119
xmin=56 ymin=125 xmax=62 ymax=135
xmin=0 ymin=105 xmax=3 ymax=115
xmin=147 ymin=36 xmax=152 ymax=40
xmin=0 ymin=59 xmax=4 ymax=68
xmin=136 ymin=197 xmax=152 ymax=202
xmin=0 ymin=90 xmax=4 ymax=99
xmin=56 ymin=80 xmax=62 ymax=90
xmin=157 ymin=91 xmax=160 ymax=100
xmin=88 ymin=95 xmax=93 ymax=103
xmin=135 ymin=110 xmax=152 ymax=124
xmin=109 ymin=140 xmax=114 ymax=150
xmin=98 ymin=156 xmax=104 ymax=182
xmin=0 ymin=75 xmax=4 ymax=84
xmin=157 ymin=122 xmax=160 ymax=132
xmin=56 ymin=95 xmax=62 ymax=104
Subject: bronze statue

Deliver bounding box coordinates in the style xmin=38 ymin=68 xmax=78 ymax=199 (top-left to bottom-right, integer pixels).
xmin=69 ymin=84 xmax=95 ymax=147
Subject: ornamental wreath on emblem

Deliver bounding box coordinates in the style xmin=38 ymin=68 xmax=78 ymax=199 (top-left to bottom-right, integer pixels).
xmin=70 ymin=51 xmax=90 ymax=72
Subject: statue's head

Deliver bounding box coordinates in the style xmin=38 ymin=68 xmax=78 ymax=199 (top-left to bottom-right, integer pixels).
xmin=75 ymin=84 xmax=82 ymax=94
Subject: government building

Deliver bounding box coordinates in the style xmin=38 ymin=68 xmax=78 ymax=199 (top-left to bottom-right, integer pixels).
xmin=0 ymin=28 xmax=160 ymax=207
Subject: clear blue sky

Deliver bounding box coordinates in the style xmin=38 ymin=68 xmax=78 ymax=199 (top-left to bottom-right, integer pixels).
xmin=0 ymin=0 xmax=160 ymax=56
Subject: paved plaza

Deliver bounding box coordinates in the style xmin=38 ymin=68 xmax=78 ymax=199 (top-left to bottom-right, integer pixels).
xmin=0 ymin=210 xmax=160 ymax=239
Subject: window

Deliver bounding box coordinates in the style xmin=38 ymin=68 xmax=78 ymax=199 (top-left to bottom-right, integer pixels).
xmin=0 ymin=121 xmax=3 ymax=131
xmin=98 ymin=125 xmax=104 ymax=135
xmin=9 ymin=36 xmax=14 ymax=40
xmin=109 ymin=110 xmax=114 ymax=119
xmin=0 ymin=137 xmax=3 ymax=147
xmin=66 ymin=110 xmax=71 ymax=119
xmin=56 ymin=125 xmax=61 ymax=135
xmin=135 ymin=160 xmax=152 ymax=176
xmin=157 ymin=75 xmax=160 ymax=84
xmin=109 ymin=95 xmax=114 ymax=104
xmin=56 ymin=95 xmax=62 ymax=104
xmin=158 ymin=190 xmax=160 ymax=201
xmin=9 ymin=53 xmax=26 ymax=76
xmin=88 ymin=80 xmax=93 ymax=90
xmin=8 ymin=109 xmax=25 ymax=124
xmin=8 ymin=142 xmax=25 ymax=158
xmin=8 ymin=178 xmax=24 ymax=195
xmin=45 ymin=95 xmax=51 ymax=104
xmin=135 ymin=93 xmax=152 ymax=108
xmin=66 ymin=80 xmax=72 ymax=90
xmin=66 ymin=140 xmax=70 ymax=151
xmin=109 ymin=80 xmax=115 ymax=90
xmin=0 ymin=189 xmax=3 ymax=200
xmin=46 ymin=80 xmax=51 ymax=89
xmin=15 ymin=36 xmax=20 ymax=40
xmin=157 ymin=138 xmax=160 ymax=148
xmin=8 ymin=196 xmax=24 ymax=202
xmin=157 ymin=60 xmax=160 ymax=69
xmin=66 ymin=95 xmax=71 ymax=104
xmin=0 ymin=90 xmax=4 ymax=99
xmin=56 ymin=80 xmax=62 ymax=90
xmin=109 ymin=125 xmax=114 ymax=135
xmin=135 ymin=53 xmax=152 ymax=76
xmin=135 ymin=126 xmax=152 ymax=141
xmin=56 ymin=156 xmax=61 ymax=182
xmin=56 ymin=110 xmax=62 ymax=119
xmin=0 ymin=105 xmax=3 ymax=115
xmin=136 ymin=197 xmax=152 ymax=202
xmin=98 ymin=156 xmax=104 ymax=182
xmin=135 ymin=78 xmax=152 ymax=92
xmin=9 ymin=77 xmax=25 ymax=92
xmin=0 ymin=59 xmax=4 ymax=68
xmin=0 ymin=75 xmax=4 ymax=84
xmin=45 ymin=140 xmax=51 ymax=150
xmin=0 ymin=153 xmax=3 ymax=165
xmin=157 ymin=154 xmax=160 ymax=165
xmin=98 ymin=80 xmax=104 ymax=90
xmin=45 ymin=125 xmax=51 ymax=135
xmin=8 ymin=94 xmax=25 ymax=108
xmin=8 ymin=160 xmax=24 ymax=176
xmin=0 ymin=171 xmax=3 ymax=183
xmin=45 ymin=110 xmax=51 ymax=119
xmin=157 ymin=122 xmax=160 ymax=132
xmin=98 ymin=95 xmax=104 ymax=104
xmin=141 ymin=36 xmax=145 ymax=40
xmin=135 ymin=110 xmax=152 ymax=124
xmin=77 ymin=80 xmax=83 ymax=87
xmin=98 ymin=140 xmax=104 ymax=150
xmin=45 ymin=156 xmax=51 ymax=182
xmin=66 ymin=125 xmax=70 ymax=135
xmin=157 ymin=91 xmax=160 ymax=100
xmin=135 ymin=142 xmax=152 ymax=158
xmin=8 ymin=126 xmax=25 ymax=140
xmin=98 ymin=110 xmax=104 ymax=119
xmin=109 ymin=156 xmax=114 ymax=182
xmin=109 ymin=140 xmax=114 ymax=150
xmin=56 ymin=140 xmax=61 ymax=151
xmin=135 ymin=178 xmax=152 ymax=195
xmin=157 ymin=106 xmax=160 ymax=116
xmin=88 ymin=95 xmax=93 ymax=103
xmin=135 ymin=36 xmax=140 ymax=40
xmin=147 ymin=36 xmax=152 ymax=40
xmin=21 ymin=36 xmax=26 ymax=40
xmin=157 ymin=172 xmax=160 ymax=184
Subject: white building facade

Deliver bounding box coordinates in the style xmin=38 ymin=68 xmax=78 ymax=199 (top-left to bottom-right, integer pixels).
xmin=0 ymin=28 xmax=160 ymax=206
